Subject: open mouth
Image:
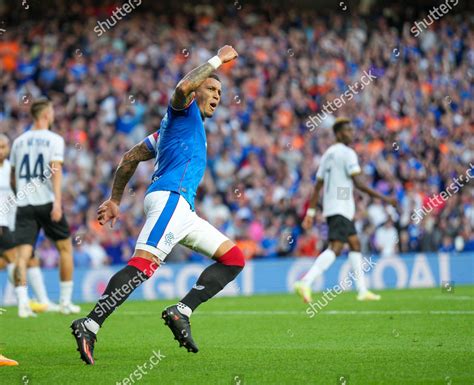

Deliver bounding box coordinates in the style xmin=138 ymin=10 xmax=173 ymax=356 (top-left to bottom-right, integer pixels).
xmin=210 ymin=102 xmax=217 ymax=111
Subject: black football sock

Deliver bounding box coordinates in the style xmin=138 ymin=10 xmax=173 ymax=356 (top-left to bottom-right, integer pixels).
xmin=180 ymin=262 xmax=243 ymax=312
xmin=86 ymin=265 xmax=150 ymax=328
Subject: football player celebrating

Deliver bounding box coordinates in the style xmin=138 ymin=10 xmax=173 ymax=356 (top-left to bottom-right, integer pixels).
xmin=71 ymin=45 xmax=245 ymax=365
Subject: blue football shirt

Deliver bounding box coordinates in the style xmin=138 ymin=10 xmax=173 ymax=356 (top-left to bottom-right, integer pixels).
xmin=144 ymin=99 xmax=206 ymax=211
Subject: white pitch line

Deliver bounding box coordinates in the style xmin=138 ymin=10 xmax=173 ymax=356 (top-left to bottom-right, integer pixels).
xmin=323 ymin=310 xmax=474 ymax=315
xmin=432 ymin=296 xmax=473 ymax=301
xmin=429 ymin=310 xmax=474 ymax=314
xmin=121 ymin=310 xmax=474 ymax=316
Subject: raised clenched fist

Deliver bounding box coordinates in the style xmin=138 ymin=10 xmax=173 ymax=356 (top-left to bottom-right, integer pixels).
xmin=217 ymin=45 xmax=238 ymax=63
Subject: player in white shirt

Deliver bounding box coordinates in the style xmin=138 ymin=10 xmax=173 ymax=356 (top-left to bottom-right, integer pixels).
xmin=0 ymin=135 xmax=17 ymax=265
xmin=294 ymin=118 xmax=396 ymax=302
xmin=0 ymin=142 xmax=19 ymax=367
xmin=10 ymin=99 xmax=80 ymax=317
xmin=0 ymin=134 xmax=57 ymax=315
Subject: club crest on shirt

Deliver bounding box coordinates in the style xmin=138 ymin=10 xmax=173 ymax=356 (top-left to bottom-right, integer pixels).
xmin=164 ymin=232 xmax=175 ymax=246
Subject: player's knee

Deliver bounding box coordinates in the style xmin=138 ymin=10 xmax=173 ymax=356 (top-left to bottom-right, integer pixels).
xmin=348 ymin=236 xmax=361 ymax=252
xmin=27 ymin=257 xmax=40 ymax=268
xmin=350 ymin=241 xmax=361 ymax=252
xmin=330 ymin=242 xmax=344 ymax=256
xmin=216 ymin=245 xmax=246 ymax=268
xmin=4 ymin=249 xmax=17 ymax=264
xmin=17 ymin=251 xmax=31 ymax=262
xmin=55 ymin=238 xmax=72 ymax=253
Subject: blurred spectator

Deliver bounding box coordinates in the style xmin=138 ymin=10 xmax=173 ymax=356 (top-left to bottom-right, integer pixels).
xmin=37 ymin=239 xmax=59 ymax=268
xmin=359 ymin=222 xmax=374 ymax=256
xmin=374 ymin=219 xmax=399 ymax=258
xmin=367 ymin=199 xmax=389 ymax=228
xmin=296 ymin=232 xmax=318 ymax=258
xmin=81 ymin=233 xmax=109 ymax=268
xmin=0 ymin=1 xmax=472 ymax=265
xmin=73 ymin=244 xmax=91 ymax=268
xmin=439 ymin=235 xmax=455 ymax=253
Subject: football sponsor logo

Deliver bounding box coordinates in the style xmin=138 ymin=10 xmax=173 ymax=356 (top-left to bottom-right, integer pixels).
xmin=192 ymin=285 xmax=205 ymax=290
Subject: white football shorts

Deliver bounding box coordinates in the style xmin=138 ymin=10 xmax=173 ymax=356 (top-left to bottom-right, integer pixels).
xmin=135 ymin=191 xmax=229 ymax=261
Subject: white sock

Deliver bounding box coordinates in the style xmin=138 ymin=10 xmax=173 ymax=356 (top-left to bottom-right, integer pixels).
xmin=28 ymin=267 xmax=50 ymax=304
xmin=177 ymin=302 xmax=192 ymax=318
xmin=60 ymin=281 xmax=73 ymax=305
xmin=84 ymin=318 xmax=100 ymax=334
xmin=6 ymin=263 xmax=15 ymax=285
xmin=15 ymin=286 xmax=29 ymax=307
xmin=349 ymin=251 xmax=368 ymax=295
xmin=302 ymin=249 xmax=336 ymax=286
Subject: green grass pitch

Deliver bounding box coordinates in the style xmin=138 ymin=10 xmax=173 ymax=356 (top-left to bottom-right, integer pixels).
xmin=1 ymin=287 xmax=473 ymax=384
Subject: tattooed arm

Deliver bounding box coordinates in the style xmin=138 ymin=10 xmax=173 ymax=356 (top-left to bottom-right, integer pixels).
xmin=110 ymin=142 xmax=154 ymax=203
xmin=97 ymin=142 xmax=154 ymax=227
xmin=171 ymin=45 xmax=238 ymax=110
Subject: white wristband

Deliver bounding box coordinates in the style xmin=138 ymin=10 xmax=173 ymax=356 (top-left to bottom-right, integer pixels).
xmin=208 ymin=55 xmax=222 ymax=70
xmin=306 ymin=208 xmax=316 ymax=217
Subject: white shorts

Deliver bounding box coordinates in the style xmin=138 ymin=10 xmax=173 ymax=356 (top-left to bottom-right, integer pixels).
xmin=135 ymin=191 xmax=229 ymax=261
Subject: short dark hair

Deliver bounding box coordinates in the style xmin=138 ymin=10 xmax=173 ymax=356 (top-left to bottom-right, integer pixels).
xmin=31 ymin=98 xmax=52 ymax=120
xmin=208 ymin=73 xmax=221 ymax=82
xmin=333 ymin=117 xmax=351 ymax=135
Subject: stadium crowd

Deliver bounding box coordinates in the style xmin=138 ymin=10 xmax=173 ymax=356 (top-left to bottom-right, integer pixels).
xmin=0 ymin=1 xmax=472 ymax=266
